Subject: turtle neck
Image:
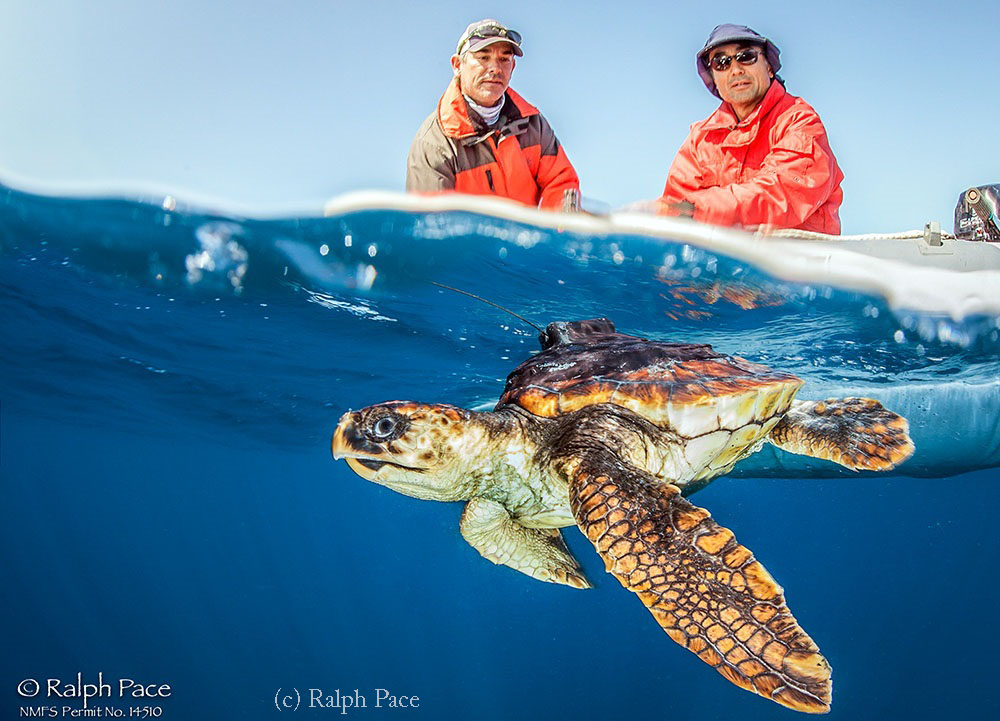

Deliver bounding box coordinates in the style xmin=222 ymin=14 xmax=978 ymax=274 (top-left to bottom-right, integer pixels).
xmin=464 ymin=93 xmax=505 ymax=126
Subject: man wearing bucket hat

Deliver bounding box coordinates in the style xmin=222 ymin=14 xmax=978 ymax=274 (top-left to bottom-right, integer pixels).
xmin=406 ymin=19 xmax=580 ymax=211
xmin=660 ymin=24 xmax=844 ymax=233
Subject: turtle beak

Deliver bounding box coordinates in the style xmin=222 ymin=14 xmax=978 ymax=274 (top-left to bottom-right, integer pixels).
xmin=332 ymin=413 xmax=381 ymax=481
xmin=331 ymin=412 xmax=357 ymax=461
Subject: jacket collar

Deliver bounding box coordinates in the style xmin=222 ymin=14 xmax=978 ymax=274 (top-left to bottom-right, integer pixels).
xmin=701 ymin=80 xmax=787 ymax=132
xmin=437 ymin=79 xmax=538 ymax=139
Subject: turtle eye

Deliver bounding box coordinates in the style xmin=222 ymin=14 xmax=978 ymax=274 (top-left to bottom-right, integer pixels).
xmin=371 ymin=415 xmax=398 ymax=439
xmin=364 ymin=410 xmax=409 ymax=442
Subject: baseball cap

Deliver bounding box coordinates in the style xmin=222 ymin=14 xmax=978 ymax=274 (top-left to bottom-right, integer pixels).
xmin=456 ymin=19 xmax=523 ymax=57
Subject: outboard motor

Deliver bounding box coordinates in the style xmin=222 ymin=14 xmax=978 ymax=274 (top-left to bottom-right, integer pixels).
xmin=954 ymin=184 xmax=1000 ymax=242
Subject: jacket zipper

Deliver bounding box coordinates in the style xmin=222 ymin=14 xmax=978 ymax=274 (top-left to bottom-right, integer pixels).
xmin=482 ymin=133 xmax=501 ymax=192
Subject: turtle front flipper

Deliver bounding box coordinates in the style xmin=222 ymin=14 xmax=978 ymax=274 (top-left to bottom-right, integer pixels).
xmin=768 ymin=398 xmax=914 ymax=471
xmin=569 ymin=460 xmax=831 ymax=713
xmin=460 ymin=498 xmax=591 ymax=589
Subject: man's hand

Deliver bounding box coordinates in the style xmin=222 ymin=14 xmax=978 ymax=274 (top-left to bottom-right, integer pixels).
xmin=667 ymin=200 xmax=696 ymax=217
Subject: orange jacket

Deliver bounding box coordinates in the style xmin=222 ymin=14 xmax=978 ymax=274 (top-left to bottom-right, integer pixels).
xmin=661 ymin=82 xmax=844 ymax=233
xmin=406 ymin=80 xmax=579 ymax=210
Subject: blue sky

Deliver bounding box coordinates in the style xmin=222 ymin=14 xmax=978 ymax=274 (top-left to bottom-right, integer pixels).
xmin=0 ymin=0 xmax=996 ymax=233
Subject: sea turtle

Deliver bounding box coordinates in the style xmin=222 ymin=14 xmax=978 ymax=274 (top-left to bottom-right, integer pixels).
xmin=331 ymin=319 xmax=914 ymax=713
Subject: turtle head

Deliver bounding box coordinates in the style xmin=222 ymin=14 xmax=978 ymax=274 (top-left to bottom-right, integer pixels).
xmin=331 ymin=401 xmax=488 ymax=501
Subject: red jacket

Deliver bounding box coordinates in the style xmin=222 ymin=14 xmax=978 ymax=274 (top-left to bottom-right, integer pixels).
xmin=661 ymin=82 xmax=843 ymax=233
xmin=406 ymin=80 xmax=579 ymax=210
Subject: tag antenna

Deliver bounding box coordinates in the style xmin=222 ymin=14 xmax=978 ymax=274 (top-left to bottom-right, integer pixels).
xmin=430 ymin=282 xmax=543 ymax=334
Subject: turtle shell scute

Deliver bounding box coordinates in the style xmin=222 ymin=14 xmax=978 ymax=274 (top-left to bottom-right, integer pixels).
xmin=498 ymin=331 xmax=802 ymax=423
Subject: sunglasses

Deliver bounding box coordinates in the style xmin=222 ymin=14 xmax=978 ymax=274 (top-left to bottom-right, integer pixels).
xmin=465 ymin=24 xmax=522 ymax=49
xmin=707 ymin=47 xmax=761 ymax=72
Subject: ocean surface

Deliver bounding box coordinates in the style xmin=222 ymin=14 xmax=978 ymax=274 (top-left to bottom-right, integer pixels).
xmin=2 ymin=185 xmax=999 ymax=720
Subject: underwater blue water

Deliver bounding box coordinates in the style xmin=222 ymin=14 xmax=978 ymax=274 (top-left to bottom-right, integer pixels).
xmin=2 ymin=185 xmax=999 ymax=720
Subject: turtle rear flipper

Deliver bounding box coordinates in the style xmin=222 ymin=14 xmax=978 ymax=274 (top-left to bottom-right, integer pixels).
xmin=768 ymin=398 xmax=914 ymax=471
xmin=569 ymin=455 xmax=832 ymax=713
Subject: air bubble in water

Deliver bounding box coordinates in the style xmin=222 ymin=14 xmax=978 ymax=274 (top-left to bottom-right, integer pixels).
xmin=186 ymin=222 xmax=249 ymax=293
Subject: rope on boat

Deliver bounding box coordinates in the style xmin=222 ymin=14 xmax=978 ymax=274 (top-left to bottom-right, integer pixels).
xmin=760 ymin=227 xmax=958 ymax=242
xmin=756 ymin=229 xmax=955 ymax=240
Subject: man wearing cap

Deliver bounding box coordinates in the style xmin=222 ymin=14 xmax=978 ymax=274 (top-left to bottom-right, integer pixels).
xmin=406 ymin=19 xmax=580 ymax=211
xmin=660 ymin=24 xmax=844 ymax=233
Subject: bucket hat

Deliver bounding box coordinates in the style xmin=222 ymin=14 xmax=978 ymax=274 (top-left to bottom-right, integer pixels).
xmin=696 ymin=24 xmax=781 ymax=98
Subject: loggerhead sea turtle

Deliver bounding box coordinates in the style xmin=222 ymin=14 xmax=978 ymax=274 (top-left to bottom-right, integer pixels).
xmin=331 ymin=319 xmax=914 ymax=713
